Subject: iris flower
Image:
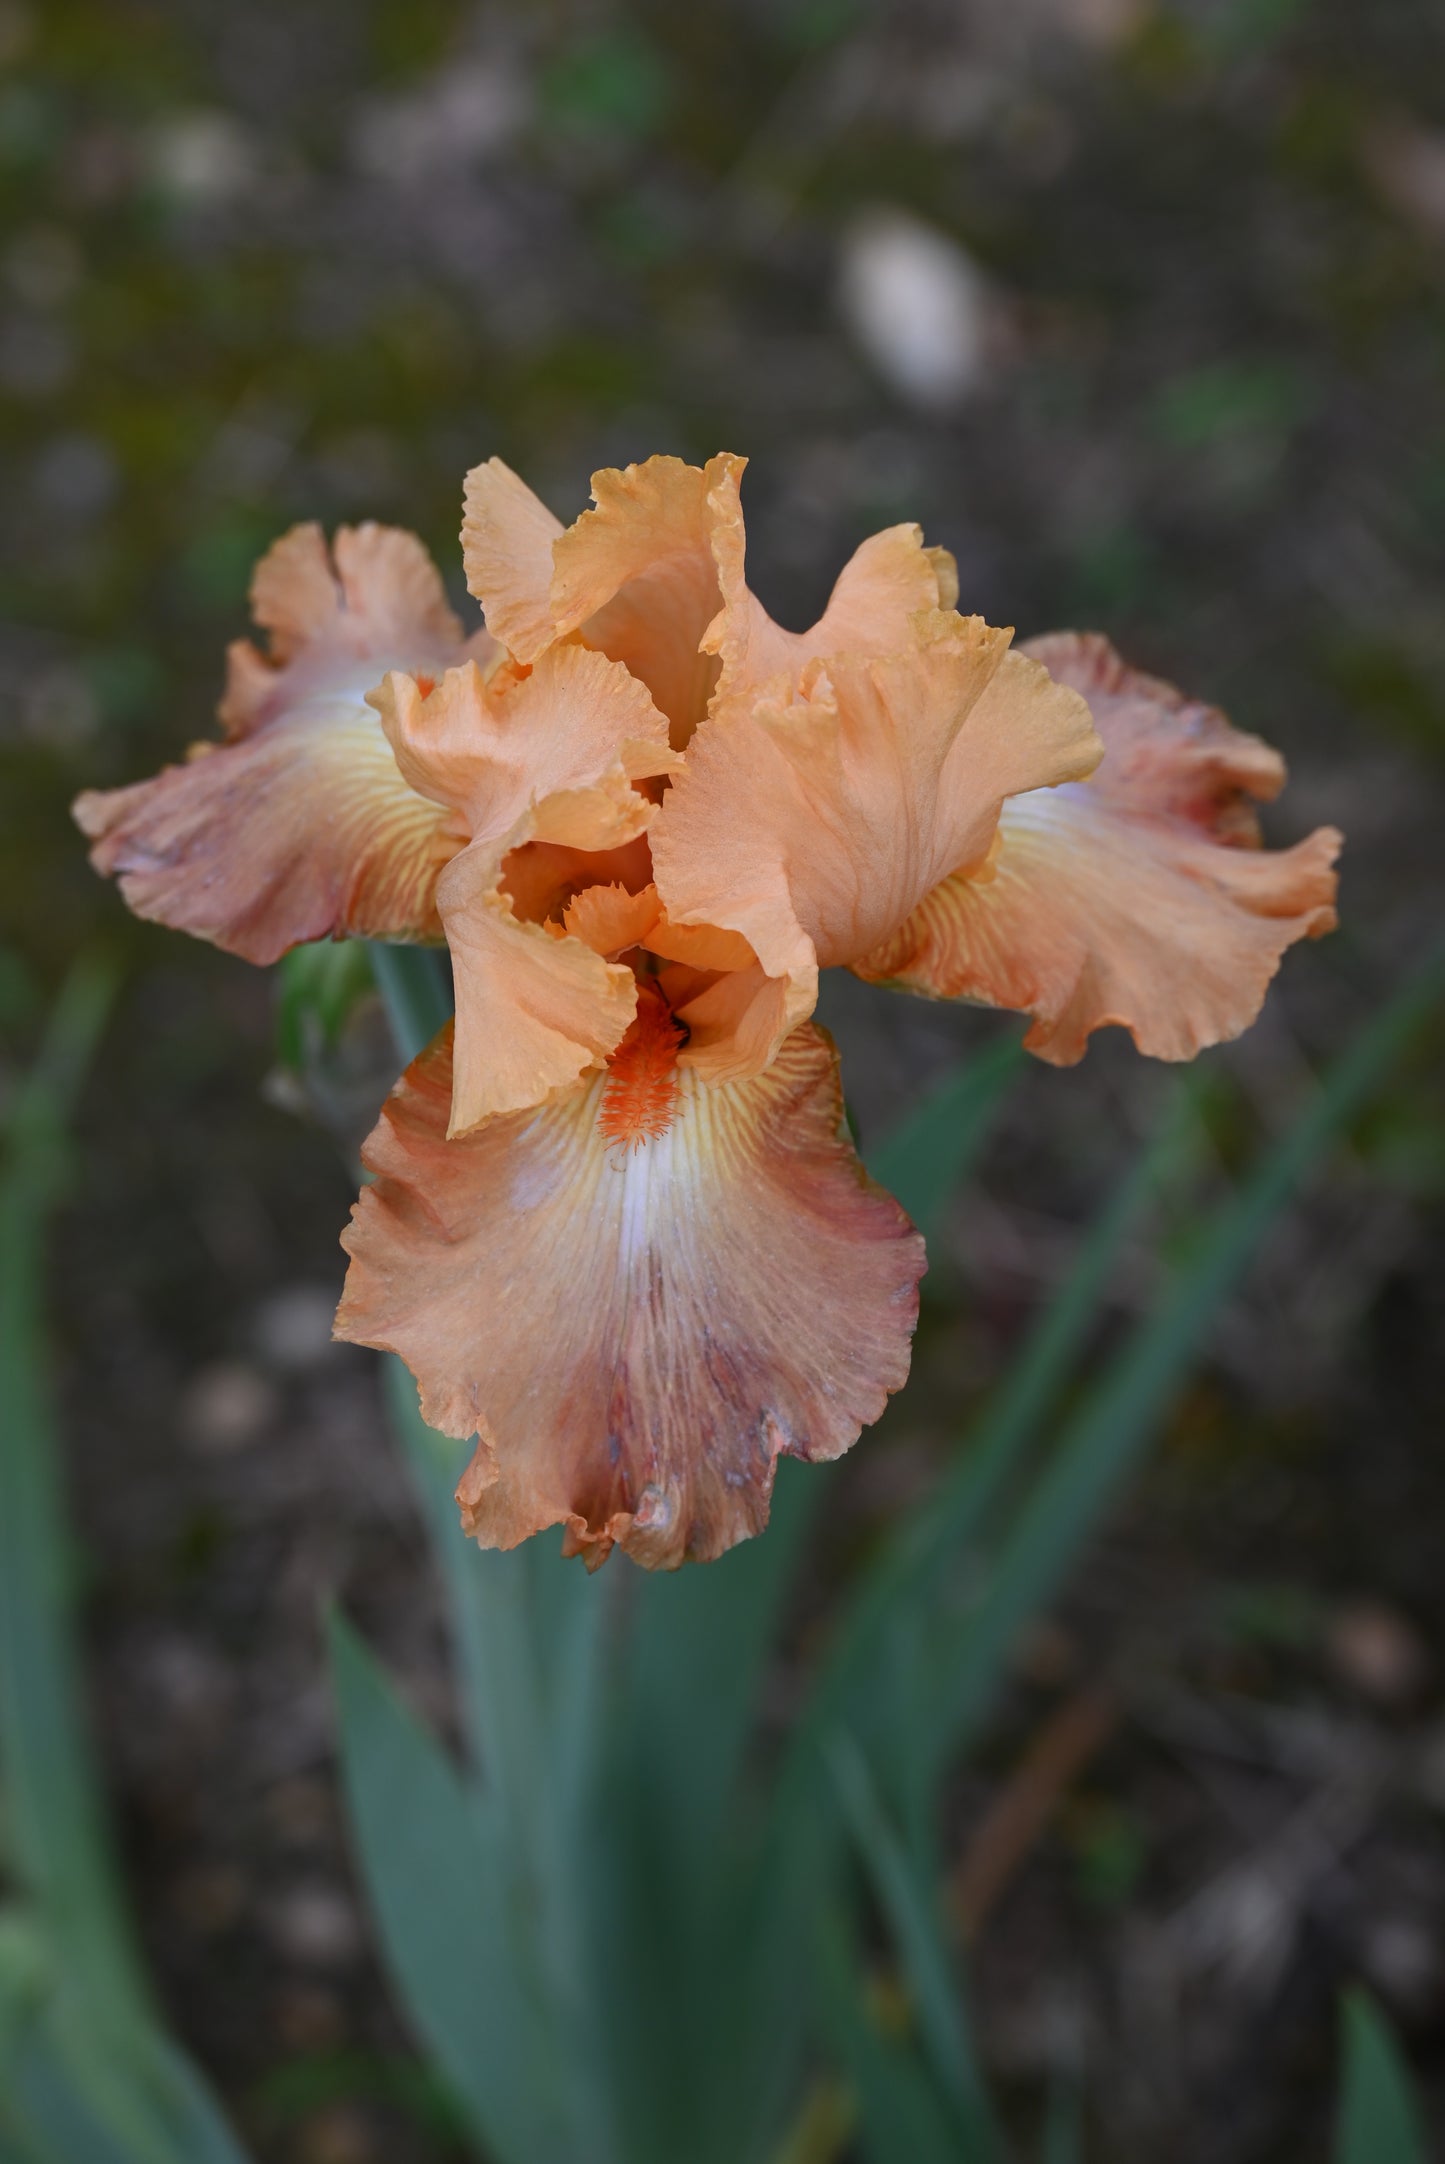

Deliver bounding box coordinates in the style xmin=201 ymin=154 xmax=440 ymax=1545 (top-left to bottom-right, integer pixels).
xmin=76 ymin=454 xmax=1340 ymax=1568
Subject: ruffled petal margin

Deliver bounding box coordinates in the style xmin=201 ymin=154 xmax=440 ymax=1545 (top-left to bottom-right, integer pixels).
xmin=852 ymin=633 xmax=1342 ymax=1063
xmin=462 ymin=452 xmax=740 ymax=748
xmin=704 ymin=469 xmax=960 ymax=708
xmin=460 ymin=451 xmax=963 ymax=755
xmin=73 ymin=523 xmax=486 ymax=962
xmin=335 ymin=1021 xmax=925 ymax=1569
xmin=370 ymin=645 xmax=679 ymax=1131
xmin=650 ymin=614 xmax=1101 ymax=1080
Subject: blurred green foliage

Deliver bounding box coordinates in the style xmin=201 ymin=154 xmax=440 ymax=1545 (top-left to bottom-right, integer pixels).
xmin=4 ymin=0 xmax=1445 ymax=2155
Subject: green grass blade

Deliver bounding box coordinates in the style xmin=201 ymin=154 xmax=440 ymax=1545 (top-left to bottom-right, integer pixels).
xmin=812 ymin=1903 xmax=975 ymax=2164
xmin=774 ymin=1077 xmax=1197 ymax=1840
xmin=0 ymin=959 xmax=252 ymax=2163
xmin=1335 ymin=1992 xmax=1429 ymax=2164
xmin=365 ymin=943 xmax=452 ymax=1063
xmin=327 ymin=1606 xmax=568 ymax=2164
xmin=864 ymin=1031 xmax=1023 ymax=1243
xmin=383 ymin=1375 xmax=619 ymax=2162
xmin=2 ymin=1999 xmax=137 ymax=2164
xmin=383 ymin=1363 xmax=545 ymax=1809
xmin=924 ymin=943 xmax=1445 ymax=1768
xmin=635 ymin=1034 xmax=1025 ymax=2164
xmin=274 ymin=942 xmax=375 ymax=1070
xmin=829 ymin=1737 xmax=1003 ymax=2159
xmin=1042 ymin=2078 xmax=1083 ymax=2164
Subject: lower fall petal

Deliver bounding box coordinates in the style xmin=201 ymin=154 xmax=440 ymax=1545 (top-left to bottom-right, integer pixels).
xmin=73 ymin=686 xmax=460 ymax=962
xmin=73 ymin=521 xmax=482 ymax=961
xmin=335 ymin=1022 xmax=925 ymax=1569
xmin=853 ymin=633 xmax=1342 ymax=1063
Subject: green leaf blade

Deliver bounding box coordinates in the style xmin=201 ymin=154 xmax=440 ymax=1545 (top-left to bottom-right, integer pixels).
xmin=1335 ymin=1992 xmax=1430 ymax=2164
xmin=327 ymin=1607 xmax=562 ymax=2164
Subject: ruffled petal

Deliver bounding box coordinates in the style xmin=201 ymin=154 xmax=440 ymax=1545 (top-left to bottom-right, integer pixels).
xmin=370 ymin=647 xmax=677 ymax=1131
xmin=459 ymin=451 xmax=961 ymax=756
xmin=459 ymin=458 xmax=565 ymax=663
xmin=73 ymin=522 xmax=483 ymax=961
xmin=650 ymin=612 xmax=1101 ymax=1075
xmin=853 ymin=633 xmax=1342 ymax=1063
xmin=672 ymin=962 xmax=809 ymax=1086
xmin=499 ymin=834 xmax=655 ymax=925
xmin=373 ymin=643 xmax=677 ymax=843
xmin=563 ymin=881 xmax=663 ymax=957
xmin=335 ymin=1021 xmax=925 ymax=1569
xmin=463 ymin=452 xmax=742 ymax=748
xmin=435 ymin=849 xmax=638 ymax=1131
xmin=550 ymin=454 xmax=743 ymax=749
xmin=705 ymin=477 xmax=960 ymax=708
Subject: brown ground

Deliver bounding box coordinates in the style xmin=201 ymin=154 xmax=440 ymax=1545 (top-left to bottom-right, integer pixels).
xmin=5 ymin=0 xmax=1445 ymax=2156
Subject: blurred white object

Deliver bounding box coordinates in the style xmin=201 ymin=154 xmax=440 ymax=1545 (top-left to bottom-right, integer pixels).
xmin=837 ymin=207 xmax=993 ymax=413
xmin=253 ymin=1284 xmax=342 ymax=1374
xmin=147 ymin=111 xmax=258 ymax=206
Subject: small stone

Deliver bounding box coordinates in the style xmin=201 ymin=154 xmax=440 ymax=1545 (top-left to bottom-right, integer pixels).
xmin=1327 ymin=1599 xmax=1429 ymax=1709
xmin=1363 ymin=115 xmax=1445 ymax=244
xmin=147 ymin=111 xmax=257 ymax=205
xmin=267 ymin=1883 xmax=364 ymax=1970
xmin=838 ymin=207 xmax=996 ymax=413
xmin=253 ymin=1285 xmax=341 ymax=1374
xmin=181 ymin=1361 xmax=279 ymax=1454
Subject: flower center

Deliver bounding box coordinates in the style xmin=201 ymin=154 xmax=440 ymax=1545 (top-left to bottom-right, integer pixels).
xmin=599 ymin=982 xmax=684 ymax=1150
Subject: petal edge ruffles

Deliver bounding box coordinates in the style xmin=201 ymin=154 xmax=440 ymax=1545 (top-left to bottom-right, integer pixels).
xmin=335 ymin=1021 xmax=925 ymax=1569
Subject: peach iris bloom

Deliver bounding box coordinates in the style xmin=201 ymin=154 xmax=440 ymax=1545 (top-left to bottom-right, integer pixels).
xmin=75 ymin=454 xmax=1340 ymax=1568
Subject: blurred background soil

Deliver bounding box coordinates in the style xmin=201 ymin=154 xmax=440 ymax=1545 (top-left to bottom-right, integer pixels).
xmin=2 ymin=1 xmax=1444 ymax=2158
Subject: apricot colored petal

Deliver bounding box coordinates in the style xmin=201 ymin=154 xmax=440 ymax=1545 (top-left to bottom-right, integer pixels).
xmin=550 ymin=454 xmax=743 ymax=749
xmin=374 ymin=644 xmax=675 ymax=843
xmin=563 ymin=882 xmax=663 ymax=957
xmin=335 ymin=1021 xmax=925 ymax=1569
xmin=853 ymin=633 xmax=1342 ymax=1063
xmin=75 ymin=522 xmax=479 ymax=961
xmin=651 ymin=613 xmax=1100 ymax=1074
xmin=500 ymin=834 xmax=655 ymax=925
xmin=705 ymin=466 xmax=959 ymax=706
xmin=672 ymin=963 xmax=815 ymax=1085
xmin=375 ymin=645 xmax=673 ymax=1126
xmin=642 ymin=912 xmax=757 ymax=974
xmin=74 ymin=700 xmax=457 ymax=963
xmin=437 ymin=845 xmax=637 ymax=1132
xmin=460 ymin=457 xmax=565 ymax=662
xmin=222 ymin=520 xmax=480 ymax=733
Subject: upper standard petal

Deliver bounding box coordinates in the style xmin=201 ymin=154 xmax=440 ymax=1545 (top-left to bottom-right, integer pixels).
xmin=459 ymin=451 xmax=961 ymax=757
xmin=649 ymin=612 xmax=1102 ymax=1078
xmin=852 ymin=632 xmax=1342 ymax=1062
xmin=704 ymin=462 xmax=959 ymax=709
xmin=462 ymin=452 xmax=740 ymax=749
xmin=335 ymin=1020 xmax=925 ymax=1569
xmin=73 ymin=522 xmax=488 ymax=963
